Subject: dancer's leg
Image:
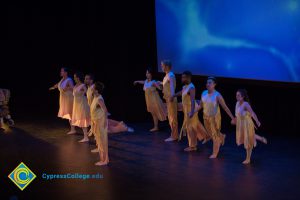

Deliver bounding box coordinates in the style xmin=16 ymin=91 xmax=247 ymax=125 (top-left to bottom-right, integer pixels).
xmin=67 ymin=120 xmax=76 ymax=135
xmin=78 ymin=127 xmax=89 ymax=143
xmin=243 ymin=148 xmax=253 ymax=164
xmin=150 ymin=113 xmax=159 ymax=132
xmin=209 ymin=139 xmax=221 ymax=159
xmin=255 ymin=134 xmax=267 ymax=144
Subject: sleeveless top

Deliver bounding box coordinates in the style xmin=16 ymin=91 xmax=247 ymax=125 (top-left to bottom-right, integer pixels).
xmin=143 ymin=80 xmax=156 ymax=92
xmin=235 ymin=102 xmax=252 ymax=119
xmin=201 ymin=90 xmax=220 ymax=117
xmin=162 ymin=72 xmax=176 ymax=99
xmin=182 ymin=83 xmax=197 ymax=113
xmin=90 ymin=95 xmax=106 ymax=120
xmin=58 ymin=77 xmax=73 ymax=94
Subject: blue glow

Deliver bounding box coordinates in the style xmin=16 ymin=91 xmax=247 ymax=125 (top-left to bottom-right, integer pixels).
xmin=156 ymin=0 xmax=300 ymax=82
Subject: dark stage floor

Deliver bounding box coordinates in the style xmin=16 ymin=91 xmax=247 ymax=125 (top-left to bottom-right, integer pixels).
xmin=0 ymin=118 xmax=300 ymax=200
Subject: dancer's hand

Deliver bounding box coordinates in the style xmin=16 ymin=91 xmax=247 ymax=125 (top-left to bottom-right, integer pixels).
xmin=256 ymin=120 xmax=261 ymax=127
xmin=133 ymin=81 xmax=138 ymax=85
xmin=49 ymin=87 xmax=55 ymax=90
xmin=231 ymin=118 xmax=237 ymax=125
xmin=169 ymin=96 xmax=174 ymax=102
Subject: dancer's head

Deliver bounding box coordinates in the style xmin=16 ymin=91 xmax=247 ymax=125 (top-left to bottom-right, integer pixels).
xmin=84 ymin=73 xmax=95 ymax=85
xmin=236 ymin=89 xmax=250 ymax=103
xmin=74 ymin=71 xmax=84 ymax=84
xmin=60 ymin=67 xmax=69 ymax=78
xmin=146 ymin=67 xmax=153 ymax=80
xmin=181 ymin=71 xmax=192 ymax=85
xmin=161 ymin=60 xmax=172 ymax=73
xmin=206 ymin=76 xmax=217 ymax=91
xmin=94 ymin=82 xmax=105 ymax=96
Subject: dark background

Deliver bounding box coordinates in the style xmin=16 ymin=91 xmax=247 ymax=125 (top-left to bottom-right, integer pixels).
xmin=1 ymin=0 xmax=299 ymax=135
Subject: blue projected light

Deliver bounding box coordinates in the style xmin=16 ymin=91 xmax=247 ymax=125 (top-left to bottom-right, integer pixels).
xmin=156 ymin=0 xmax=300 ymax=82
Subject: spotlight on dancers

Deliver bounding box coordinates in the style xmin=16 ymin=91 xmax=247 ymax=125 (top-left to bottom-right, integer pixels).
xmin=133 ymin=67 xmax=167 ymax=132
xmin=234 ymin=89 xmax=267 ymax=164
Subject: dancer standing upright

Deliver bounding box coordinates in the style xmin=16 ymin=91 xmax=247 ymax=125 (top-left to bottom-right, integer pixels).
xmin=71 ymin=72 xmax=91 ymax=143
xmin=85 ymin=73 xmax=95 ymax=137
xmin=49 ymin=67 xmax=75 ymax=134
xmin=159 ymin=60 xmax=179 ymax=142
xmin=171 ymin=71 xmax=208 ymax=151
xmin=234 ymin=89 xmax=267 ymax=164
xmin=198 ymin=77 xmax=235 ymax=158
xmin=90 ymin=82 xmax=109 ymax=166
xmin=134 ymin=68 xmax=167 ymax=132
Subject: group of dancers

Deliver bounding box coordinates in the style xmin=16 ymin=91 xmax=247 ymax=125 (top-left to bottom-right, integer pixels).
xmin=134 ymin=60 xmax=267 ymax=164
xmin=50 ymin=68 xmax=133 ymax=166
xmin=50 ymin=59 xmax=267 ymax=166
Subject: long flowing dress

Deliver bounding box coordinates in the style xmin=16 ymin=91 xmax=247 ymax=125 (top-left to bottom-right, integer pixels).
xmin=235 ymin=102 xmax=257 ymax=149
xmin=71 ymin=83 xmax=91 ymax=128
xmin=162 ymin=71 xmax=178 ymax=139
xmin=57 ymin=78 xmax=74 ymax=120
xmin=201 ymin=90 xmax=224 ymax=143
xmin=180 ymin=83 xmax=208 ymax=147
xmin=143 ymin=79 xmax=167 ymax=121
xmin=90 ymin=95 xmax=109 ymax=163
xmin=87 ymin=84 xmax=95 ymax=106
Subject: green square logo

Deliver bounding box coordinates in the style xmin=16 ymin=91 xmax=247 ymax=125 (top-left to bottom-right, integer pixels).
xmin=8 ymin=162 xmax=36 ymax=191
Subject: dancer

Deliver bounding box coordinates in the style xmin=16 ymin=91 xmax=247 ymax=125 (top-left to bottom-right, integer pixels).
xmin=0 ymin=88 xmax=14 ymax=130
xmin=90 ymin=82 xmax=109 ymax=166
xmin=71 ymin=72 xmax=91 ymax=143
xmin=159 ymin=60 xmax=178 ymax=142
xmin=234 ymin=89 xmax=267 ymax=164
xmin=85 ymin=73 xmax=95 ymax=137
xmin=198 ymin=77 xmax=235 ymax=158
xmin=133 ymin=68 xmax=167 ymax=131
xmin=49 ymin=67 xmax=75 ymax=134
xmin=171 ymin=71 xmax=208 ymax=151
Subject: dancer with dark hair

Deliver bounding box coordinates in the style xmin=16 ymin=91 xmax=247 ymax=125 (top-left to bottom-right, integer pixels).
xmin=171 ymin=71 xmax=208 ymax=151
xmin=134 ymin=68 xmax=167 ymax=132
xmin=234 ymin=89 xmax=267 ymax=164
xmin=71 ymin=72 xmax=91 ymax=142
xmin=90 ymin=82 xmax=109 ymax=166
xmin=159 ymin=60 xmax=179 ymax=142
xmin=49 ymin=67 xmax=75 ymax=134
xmin=197 ymin=77 xmax=235 ymax=158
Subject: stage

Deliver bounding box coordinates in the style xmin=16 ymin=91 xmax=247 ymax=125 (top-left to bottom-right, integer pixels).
xmin=1 ymin=118 xmax=299 ymax=200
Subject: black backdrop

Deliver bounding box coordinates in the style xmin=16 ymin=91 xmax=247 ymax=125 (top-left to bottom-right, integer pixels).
xmin=1 ymin=0 xmax=299 ymax=135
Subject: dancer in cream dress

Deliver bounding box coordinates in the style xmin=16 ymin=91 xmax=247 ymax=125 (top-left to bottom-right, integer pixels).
xmin=158 ymin=60 xmax=179 ymax=142
xmin=197 ymin=77 xmax=235 ymax=158
xmin=171 ymin=71 xmax=208 ymax=151
xmin=49 ymin=67 xmax=75 ymax=134
xmin=85 ymin=73 xmax=95 ymax=137
xmin=90 ymin=82 xmax=109 ymax=166
xmin=234 ymin=89 xmax=267 ymax=164
xmin=71 ymin=72 xmax=91 ymax=143
xmin=134 ymin=68 xmax=167 ymax=131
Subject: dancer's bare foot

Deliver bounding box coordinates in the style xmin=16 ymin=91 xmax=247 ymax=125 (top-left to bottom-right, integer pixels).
xmin=91 ymin=148 xmax=98 ymax=153
xmin=209 ymin=154 xmax=218 ymax=159
xmin=67 ymin=131 xmax=76 ymax=135
xmin=242 ymin=159 xmax=251 ymax=164
xmin=164 ymin=137 xmax=178 ymax=142
xmin=95 ymin=161 xmax=108 ymax=166
xmin=78 ymin=138 xmax=89 ymax=143
xmin=262 ymin=137 xmax=268 ymax=144
xmin=184 ymin=147 xmax=197 ymax=152
xmin=150 ymin=127 xmax=159 ymax=132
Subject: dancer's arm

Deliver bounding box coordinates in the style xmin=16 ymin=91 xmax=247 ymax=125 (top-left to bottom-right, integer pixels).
xmin=152 ymin=81 xmax=162 ymax=90
xmin=189 ymin=87 xmax=196 ymax=118
xmin=133 ymin=80 xmax=145 ymax=85
xmin=217 ymin=94 xmax=235 ymax=121
xmin=170 ymin=90 xmax=182 ymax=102
xmin=49 ymin=83 xmax=58 ymax=90
xmin=195 ymin=100 xmax=203 ymax=112
xmin=245 ymin=102 xmax=261 ymax=127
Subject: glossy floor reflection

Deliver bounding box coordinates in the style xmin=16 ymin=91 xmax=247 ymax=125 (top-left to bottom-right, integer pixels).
xmin=0 ymin=119 xmax=299 ymax=200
